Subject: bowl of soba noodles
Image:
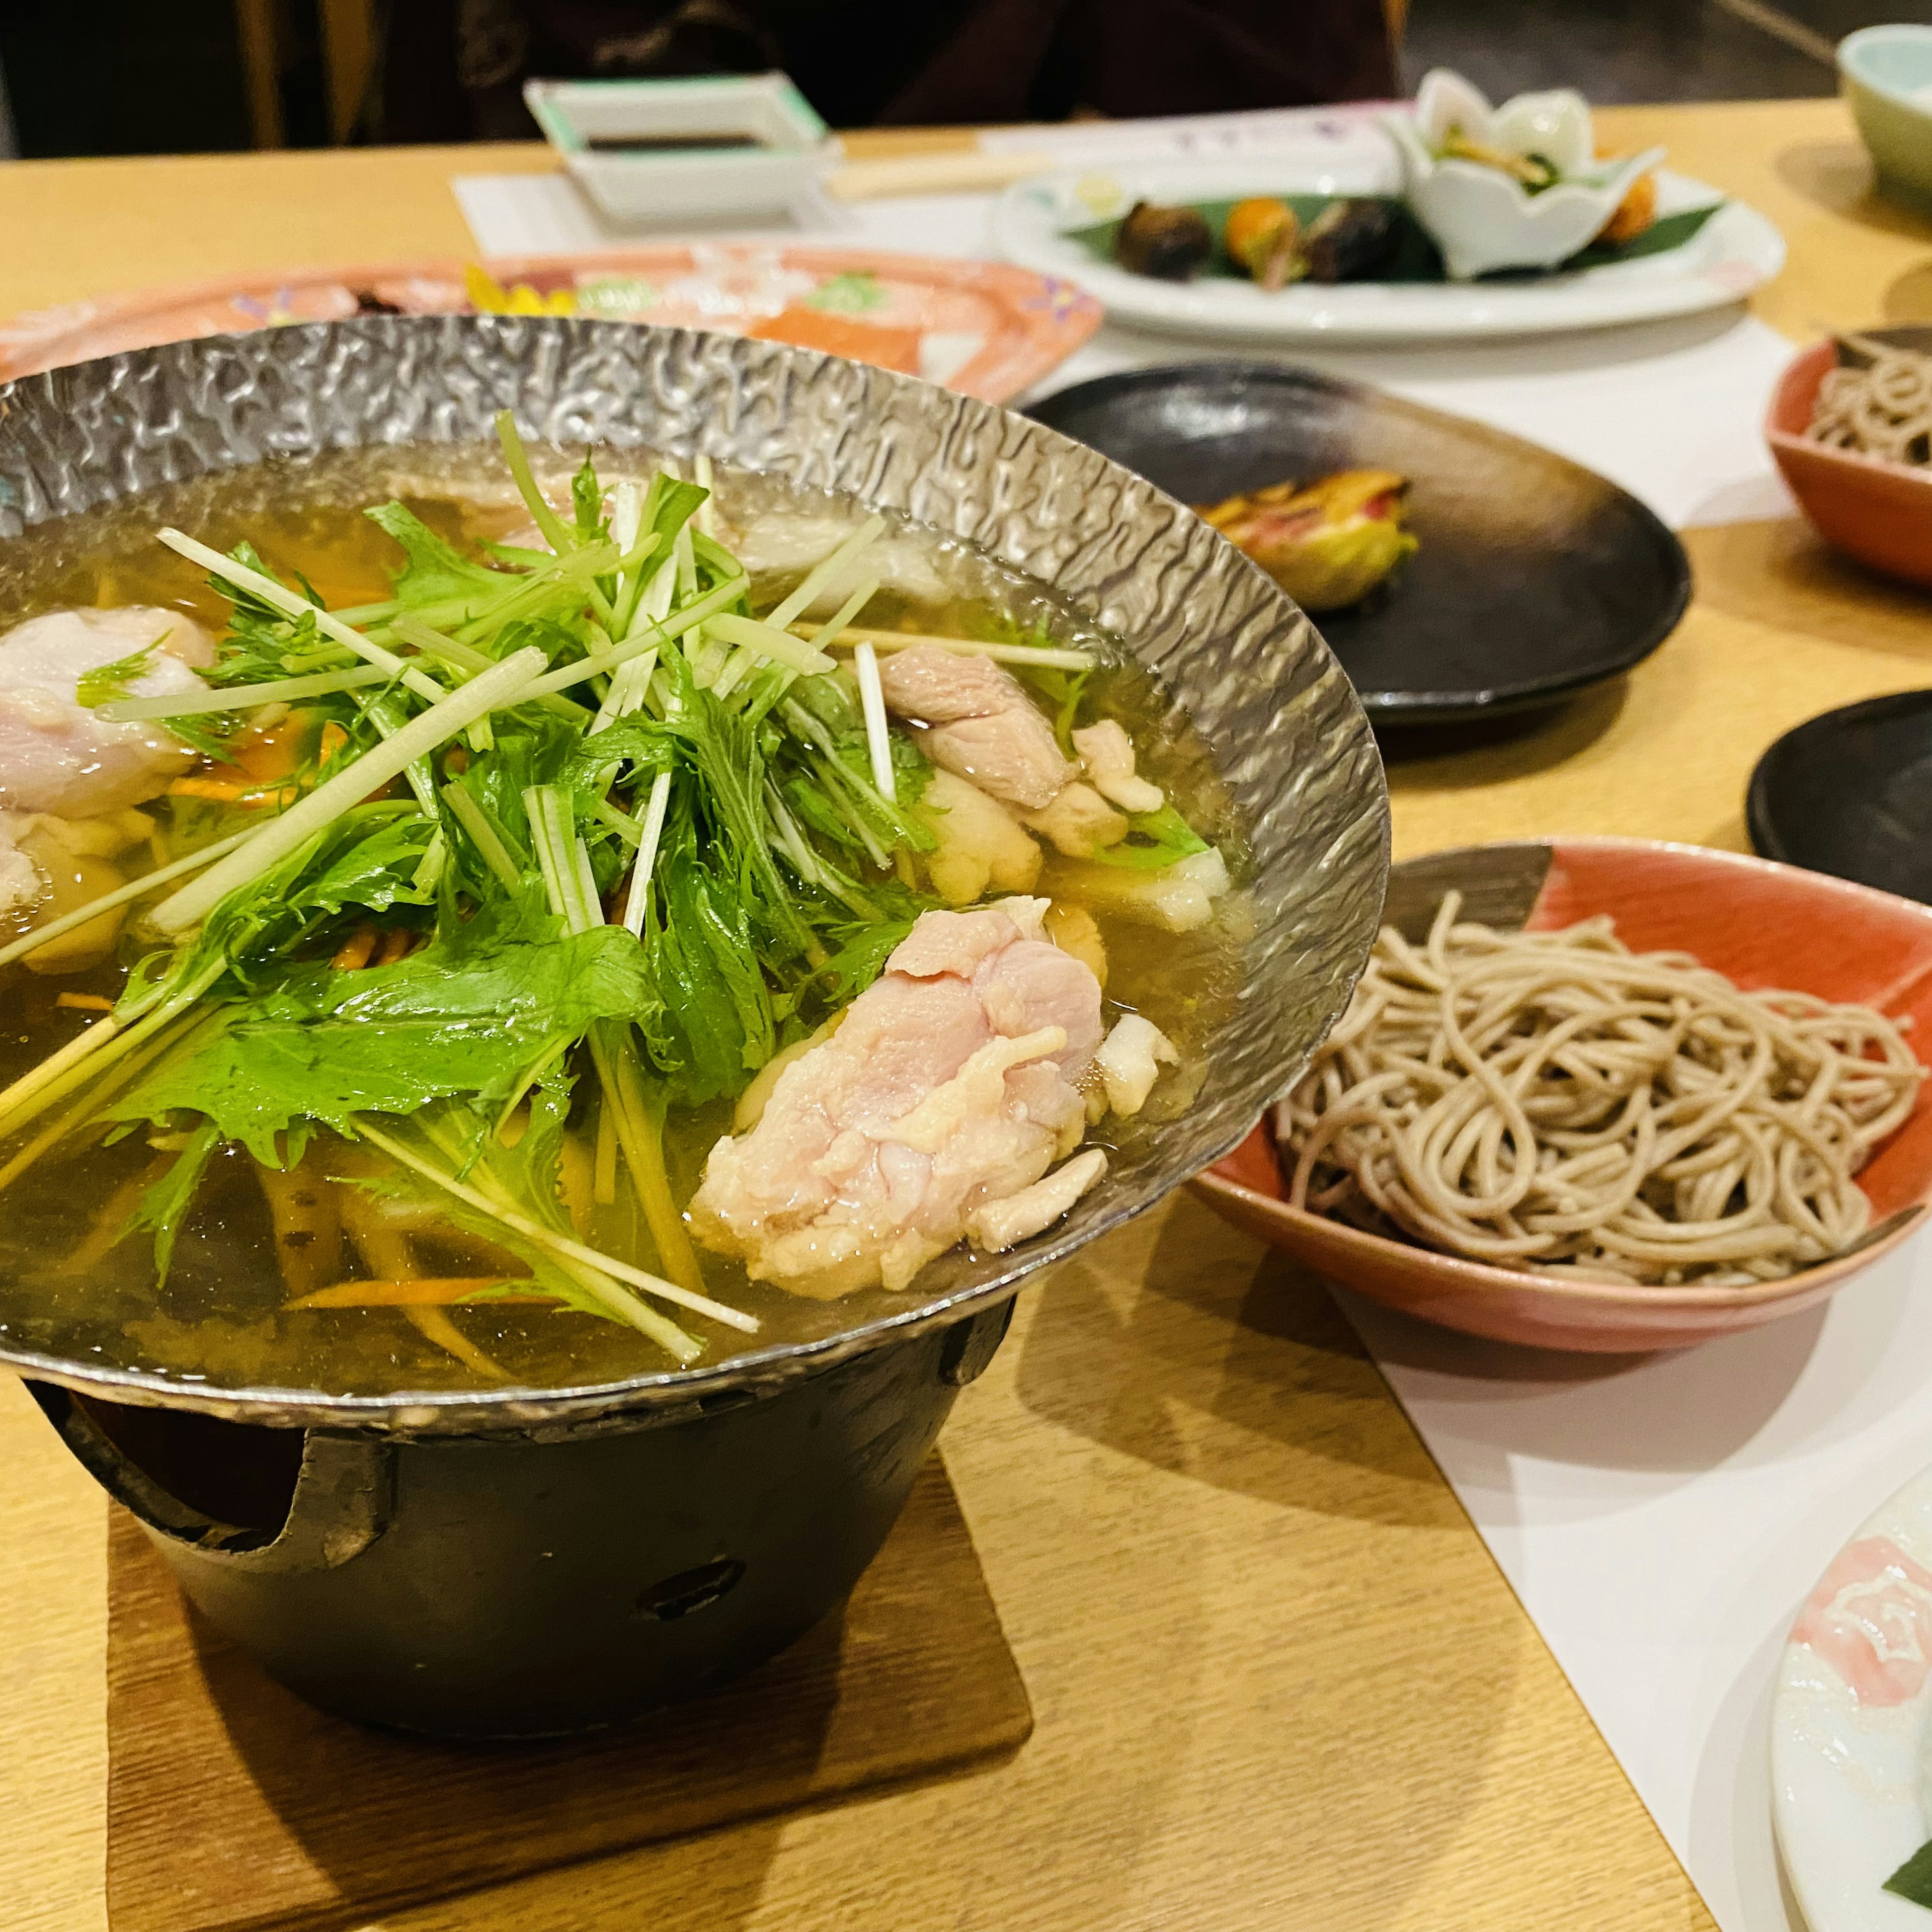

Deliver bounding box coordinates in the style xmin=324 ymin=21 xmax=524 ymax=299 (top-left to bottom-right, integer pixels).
xmin=1194 ymin=837 xmax=1932 ymax=1355
xmin=0 ymin=315 xmax=1387 ymax=1735
xmin=1766 ymin=325 xmax=1932 ymax=590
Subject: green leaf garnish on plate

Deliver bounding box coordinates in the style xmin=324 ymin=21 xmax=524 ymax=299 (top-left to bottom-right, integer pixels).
xmin=1066 ymin=194 xmax=1724 ymax=283
xmin=1886 ymin=1836 xmax=1932 ymax=1907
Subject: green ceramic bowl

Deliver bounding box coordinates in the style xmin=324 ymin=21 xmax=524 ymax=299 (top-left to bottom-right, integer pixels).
xmin=1841 ymin=25 xmax=1932 ymax=213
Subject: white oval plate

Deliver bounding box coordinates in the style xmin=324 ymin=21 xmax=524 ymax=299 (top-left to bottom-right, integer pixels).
xmin=1774 ymin=1464 xmax=1932 ymax=1930
xmin=991 ymin=155 xmax=1786 ymax=345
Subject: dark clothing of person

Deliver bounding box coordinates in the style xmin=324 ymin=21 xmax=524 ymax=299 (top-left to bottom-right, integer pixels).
xmin=376 ymin=0 xmax=1397 ymax=143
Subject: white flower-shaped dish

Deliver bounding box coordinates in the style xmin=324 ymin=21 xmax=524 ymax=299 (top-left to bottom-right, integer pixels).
xmin=1774 ymin=1461 xmax=1932 ymax=1930
xmin=1384 ymin=68 xmax=1665 ymax=281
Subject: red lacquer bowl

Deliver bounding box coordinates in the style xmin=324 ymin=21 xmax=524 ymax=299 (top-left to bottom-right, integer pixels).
xmin=1192 ymin=838 xmax=1932 ymax=1352
xmin=1766 ymin=328 xmax=1932 ymax=590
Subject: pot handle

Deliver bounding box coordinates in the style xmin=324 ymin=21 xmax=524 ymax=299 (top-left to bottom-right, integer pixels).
xmin=938 ymin=1294 xmax=1016 ymax=1389
xmin=26 ymin=1382 xmax=395 ymax=1575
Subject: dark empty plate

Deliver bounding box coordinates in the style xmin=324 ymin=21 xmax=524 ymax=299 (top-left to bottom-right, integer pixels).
xmin=1026 ymin=362 xmax=1692 ymax=724
xmin=1747 ymin=690 xmax=1932 ymax=903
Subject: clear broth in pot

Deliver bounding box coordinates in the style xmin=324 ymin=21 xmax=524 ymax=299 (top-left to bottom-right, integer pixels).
xmin=0 ymin=446 xmax=1246 ymax=1396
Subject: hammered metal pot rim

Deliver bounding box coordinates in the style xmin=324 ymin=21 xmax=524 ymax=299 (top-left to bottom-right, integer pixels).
xmin=0 ymin=314 xmax=1390 ymax=1436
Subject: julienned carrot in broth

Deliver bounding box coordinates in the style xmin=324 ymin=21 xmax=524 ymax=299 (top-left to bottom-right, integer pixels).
xmin=0 ymin=417 xmax=1236 ymax=1390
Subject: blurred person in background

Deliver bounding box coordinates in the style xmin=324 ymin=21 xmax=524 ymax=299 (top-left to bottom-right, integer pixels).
xmin=378 ymin=0 xmax=1398 ymax=142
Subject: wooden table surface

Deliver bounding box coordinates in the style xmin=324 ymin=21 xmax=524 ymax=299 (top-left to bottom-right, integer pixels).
xmin=0 ymin=96 xmax=1925 ymax=1931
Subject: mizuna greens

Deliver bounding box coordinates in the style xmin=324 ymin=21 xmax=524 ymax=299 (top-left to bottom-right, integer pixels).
xmin=0 ymin=428 xmax=1236 ymax=1389
xmin=0 ymin=422 xmax=1089 ymax=1370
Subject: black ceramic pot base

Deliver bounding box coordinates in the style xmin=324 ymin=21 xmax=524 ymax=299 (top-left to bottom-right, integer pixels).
xmin=105 ymin=1458 xmax=1030 ymax=1932
xmin=1026 ymin=362 xmax=1692 ymax=727
xmin=1747 ymin=689 xmax=1932 ymax=903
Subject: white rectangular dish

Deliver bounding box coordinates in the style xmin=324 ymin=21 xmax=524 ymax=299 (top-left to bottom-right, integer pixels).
xmin=524 ymin=73 xmax=839 ymax=224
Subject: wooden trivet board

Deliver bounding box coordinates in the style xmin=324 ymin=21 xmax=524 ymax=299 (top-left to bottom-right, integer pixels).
xmin=106 ymin=1457 xmax=1029 ymax=1932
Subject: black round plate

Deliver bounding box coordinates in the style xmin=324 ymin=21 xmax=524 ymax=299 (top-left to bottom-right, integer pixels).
xmin=1026 ymin=362 xmax=1693 ymax=725
xmin=1747 ymin=689 xmax=1932 ymax=902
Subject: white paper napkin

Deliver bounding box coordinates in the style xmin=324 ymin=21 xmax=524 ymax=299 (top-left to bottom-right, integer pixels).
xmin=1342 ymin=1231 xmax=1932 ymax=1932
xmin=975 ymin=101 xmax=1399 ymax=166
xmin=451 ymin=172 xmax=857 ymax=252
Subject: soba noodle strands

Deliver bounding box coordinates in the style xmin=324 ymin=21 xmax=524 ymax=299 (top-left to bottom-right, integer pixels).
xmin=1808 ymin=334 xmax=1932 ymax=467
xmin=1275 ymin=895 xmax=1923 ymax=1286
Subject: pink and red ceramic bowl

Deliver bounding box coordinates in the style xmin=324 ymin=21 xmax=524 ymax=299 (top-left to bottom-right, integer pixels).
xmin=1766 ymin=327 xmax=1932 ymax=589
xmin=1192 ymin=837 xmax=1932 ymax=1352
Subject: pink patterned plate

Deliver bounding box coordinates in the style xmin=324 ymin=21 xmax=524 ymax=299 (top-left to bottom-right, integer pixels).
xmin=1775 ymin=1463 xmax=1932 ymax=1929
xmin=0 ymin=247 xmax=1103 ymax=405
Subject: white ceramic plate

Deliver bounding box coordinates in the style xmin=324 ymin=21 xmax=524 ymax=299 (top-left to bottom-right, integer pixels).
xmin=991 ymin=154 xmax=1786 ymax=344
xmin=1774 ymin=1464 xmax=1932 ymax=1930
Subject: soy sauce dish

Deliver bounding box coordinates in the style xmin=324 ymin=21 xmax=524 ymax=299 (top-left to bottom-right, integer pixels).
xmin=0 ymin=317 xmax=1388 ymax=1738
xmin=1028 ymin=362 xmax=1691 ymax=726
